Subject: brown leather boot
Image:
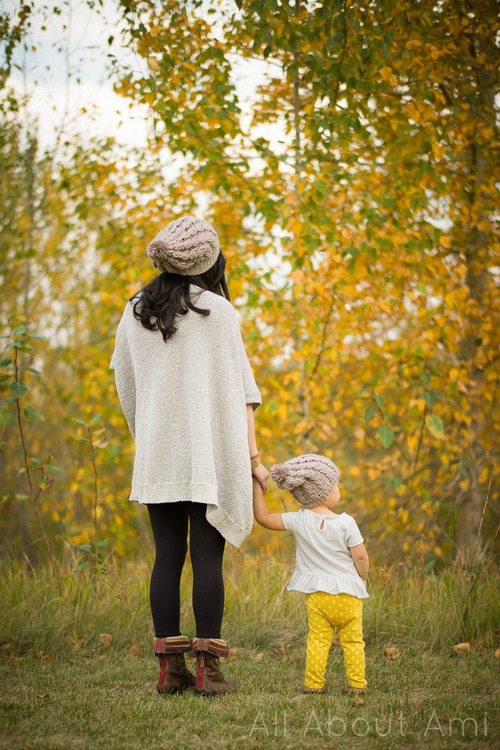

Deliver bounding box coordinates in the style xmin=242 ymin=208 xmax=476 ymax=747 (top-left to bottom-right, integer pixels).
xmin=154 ymin=635 xmax=196 ymax=694
xmin=193 ymin=637 xmax=236 ymax=696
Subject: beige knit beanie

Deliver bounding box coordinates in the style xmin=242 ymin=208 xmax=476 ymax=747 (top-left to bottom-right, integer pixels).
xmin=146 ymin=215 xmax=220 ymax=275
xmin=270 ymin=454 xmax=340 ymax=509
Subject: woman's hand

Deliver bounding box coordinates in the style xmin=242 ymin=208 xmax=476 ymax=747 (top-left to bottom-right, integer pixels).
xmin=252 ymin=462 xmax=270 ymax=494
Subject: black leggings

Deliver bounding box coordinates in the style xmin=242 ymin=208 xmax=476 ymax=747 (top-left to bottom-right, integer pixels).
xmin=147 ymin=502 xmax=226 ymax=639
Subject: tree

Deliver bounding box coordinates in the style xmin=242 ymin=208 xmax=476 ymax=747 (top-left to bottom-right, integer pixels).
xmin=116 ymin=0 xmax=499 ymax=561
xmin=0 ymin=1 xmax=166 ymax=558
xmin=1 ymin=0 xmax=496 ymax=563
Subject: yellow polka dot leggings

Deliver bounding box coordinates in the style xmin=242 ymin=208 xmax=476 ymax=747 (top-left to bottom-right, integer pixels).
xmin=304 ymin=591 xmax=367 ymax=690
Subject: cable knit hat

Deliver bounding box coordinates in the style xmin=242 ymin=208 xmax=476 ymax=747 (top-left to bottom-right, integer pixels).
xmin=270 ymin=454 xmax=340 ymax=509
xmin=146 ymin=215 xmax=221 ymax=275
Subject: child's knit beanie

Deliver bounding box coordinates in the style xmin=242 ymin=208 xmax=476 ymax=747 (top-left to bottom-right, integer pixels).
xmin=270 ymin=454 xmax=340 ymax=509
xmin=147 ymin=215 xmax=220 ymax=275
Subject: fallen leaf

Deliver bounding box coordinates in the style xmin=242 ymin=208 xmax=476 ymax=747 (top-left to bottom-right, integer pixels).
xmin=99 ymin=634 xmax=112 ymax=649
xmin=65 ymin=637 xmax=81 ymax=652
xmin=36 ymin=694 xmax=50 ymax=700
xmin=129 ymin=643 xmax=140 ymax=656
xmin=276 ymin=645 xmax=286 ymax=656
xmin=384 ymin=647 xmax=401 ymax=660
xmin=251 ymin=652 xmax=264 ymax=662
xmin=33 ymin=651 xmax=45 ymax=659
xmin=228 ymin=648 xmax=238 ymax=660
xmin=494 ymin=648 xmax=500 ymax=659
xmin=453 ymin=642 xmax=471 ymax=655
xmin=355 ymin=696 xmax=365 ymax=707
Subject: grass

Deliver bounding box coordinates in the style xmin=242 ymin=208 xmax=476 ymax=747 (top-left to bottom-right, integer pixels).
xmin=0 ymin=549 xmax=499 ymax=749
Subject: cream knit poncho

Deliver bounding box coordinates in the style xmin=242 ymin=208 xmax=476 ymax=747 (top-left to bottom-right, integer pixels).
xmin=110 ymin=286 xmax=262 ymax=547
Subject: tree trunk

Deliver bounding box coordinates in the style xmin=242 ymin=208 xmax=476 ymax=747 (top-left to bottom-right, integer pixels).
xmin=290 ymin=0 xmax=312 ymax=453
xmin=454 ymin=13 xmax=496 ymax=561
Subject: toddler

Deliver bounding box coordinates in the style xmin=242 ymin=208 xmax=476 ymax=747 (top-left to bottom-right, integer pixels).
xmin=253 ymin=453 xmax=369 ymax=694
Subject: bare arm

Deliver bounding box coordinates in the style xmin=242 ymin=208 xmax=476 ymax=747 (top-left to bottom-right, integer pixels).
xmin=247 ymin=404 xmax=269 ymax=493
xmin=252 ymin=478 xmax=285 ymax=531
xmin=247 ymin=403 xmax=259 ymax=455
xmin=349 ymin=542 xmax=369 ymax=582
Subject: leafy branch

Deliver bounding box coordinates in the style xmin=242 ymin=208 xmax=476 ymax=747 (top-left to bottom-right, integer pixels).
xmin=71 ymin=413 xmax=109 ymax=567
xmin=0 ymin=323 xmax=60 ymax=556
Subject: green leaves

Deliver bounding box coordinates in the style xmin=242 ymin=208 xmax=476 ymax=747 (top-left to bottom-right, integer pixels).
xmin=423 ymin=390 xmax=436 ymax=408
xmin=425 ymin=414 xmax=444 ymax=440
xmin=364 ymin=405 xmax=376 ymax=423
xmin=23 ymin=406 xmax=45 ymax=421
xmin=9 ymin=382 xmax=29 ymax=399
xmin=72 ymin=416 xmax=107 ymax=450
xmin=378 ymin=425 xmax=395 ymax=449
xmin=73 ymin=413 xmax=101 ymax=428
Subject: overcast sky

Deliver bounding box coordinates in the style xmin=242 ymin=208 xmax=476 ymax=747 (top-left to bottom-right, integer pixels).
xmin=4 ymin=0 xmax=152 ymax=148
xmin=4 ymin=0 xmax=273 ymax=153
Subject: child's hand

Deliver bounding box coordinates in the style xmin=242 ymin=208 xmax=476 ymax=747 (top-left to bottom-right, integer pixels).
xmin=252 ymin=462 xmax=269 ymax=494
xmin=252 ymin=477 xmax=285 ymax=531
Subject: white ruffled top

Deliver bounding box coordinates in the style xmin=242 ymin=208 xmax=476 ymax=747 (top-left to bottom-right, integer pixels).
xmin=281 ymin=510 xmax=368 ymax=599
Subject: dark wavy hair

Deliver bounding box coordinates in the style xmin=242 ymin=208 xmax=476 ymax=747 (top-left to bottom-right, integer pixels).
xmin=130 ymin=252 xmax=230 ymax=342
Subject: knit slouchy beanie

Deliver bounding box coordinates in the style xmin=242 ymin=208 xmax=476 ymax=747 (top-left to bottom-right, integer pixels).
xmin=270 ymin=454 xmax=340 ymax=509
xmin=146 ymin=215 xmax=220 ymax=275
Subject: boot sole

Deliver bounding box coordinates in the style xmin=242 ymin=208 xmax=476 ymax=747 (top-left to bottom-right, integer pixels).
xmin=157 ymin=684 xmax=194 ymax=695
xmin=194 ymin=686 xmax=237 ymax=696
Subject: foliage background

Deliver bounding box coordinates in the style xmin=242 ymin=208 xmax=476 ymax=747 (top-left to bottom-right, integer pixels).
xmin=0 ymin=0 xmax=498 ymax=566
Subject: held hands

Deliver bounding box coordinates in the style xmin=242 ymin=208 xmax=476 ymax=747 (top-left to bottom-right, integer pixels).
xmin=252 ymin=461 xmax=269 ymax=494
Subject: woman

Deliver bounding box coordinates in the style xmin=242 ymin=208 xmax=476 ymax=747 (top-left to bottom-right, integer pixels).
xmin=110 ymin=215 xmax=269 ymax=696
